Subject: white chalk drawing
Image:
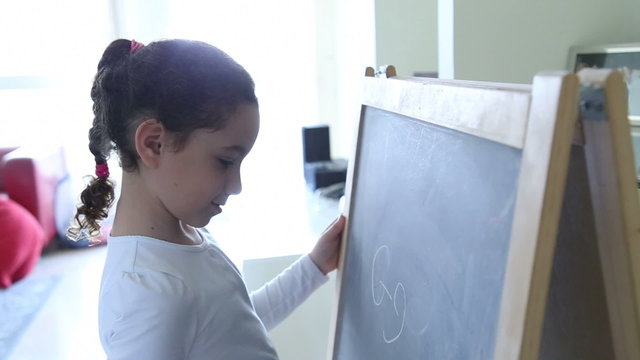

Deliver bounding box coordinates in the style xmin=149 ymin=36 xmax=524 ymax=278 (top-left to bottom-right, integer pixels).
xmin=372 ymin=246 xmax=390 ymax=305
xmin=371 ymin=245 xmax=407 ymax=343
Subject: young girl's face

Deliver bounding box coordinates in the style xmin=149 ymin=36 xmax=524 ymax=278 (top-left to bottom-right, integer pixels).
xmin=151 ymin=103 xmax=260 ymax=228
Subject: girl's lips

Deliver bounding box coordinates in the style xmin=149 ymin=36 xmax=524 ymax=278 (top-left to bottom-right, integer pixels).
xmin=212 ymin=199 xmax=227 ymax=206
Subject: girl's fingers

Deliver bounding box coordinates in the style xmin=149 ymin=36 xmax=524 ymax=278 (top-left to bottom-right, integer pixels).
xmin=324 ymin=215 xmax=346 ymax=236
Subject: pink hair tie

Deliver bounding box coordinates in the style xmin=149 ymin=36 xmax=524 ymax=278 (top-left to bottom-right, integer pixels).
xmin=96 ymin=163 xmax=110 ymax=178
xmin=130 ymin=40 xmax=145 ymax=54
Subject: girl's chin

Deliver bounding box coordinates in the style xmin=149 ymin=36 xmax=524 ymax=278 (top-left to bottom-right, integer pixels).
xmin=186 ymin=205 xmax=222 ymax=228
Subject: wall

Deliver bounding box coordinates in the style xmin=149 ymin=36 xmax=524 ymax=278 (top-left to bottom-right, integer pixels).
xmin=111 ymin=0 xmax=171 ymax=42
xmin=319 ymin=0 xmax=438 ymax=159
xmin=439 ymin=0 xmax=640 ymax=83
xmin=375 ymin=0 xmax=438 ymax=77
xmin=315 ymin=0 xmax=376 ymax=160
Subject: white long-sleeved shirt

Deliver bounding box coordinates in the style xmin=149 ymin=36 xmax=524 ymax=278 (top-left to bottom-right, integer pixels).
xmin=99 ymin=229 xmax=328 ymax=360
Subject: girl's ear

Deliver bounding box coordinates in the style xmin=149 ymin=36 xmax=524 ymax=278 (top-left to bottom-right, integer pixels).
xmin=134 ymin=119 xmax=165 ymax=168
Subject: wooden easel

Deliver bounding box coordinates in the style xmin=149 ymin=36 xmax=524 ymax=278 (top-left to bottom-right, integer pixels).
xmin=328 ymin=67 xmax=640 ymax=359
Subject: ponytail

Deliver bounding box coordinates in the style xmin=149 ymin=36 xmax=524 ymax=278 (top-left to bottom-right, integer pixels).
xmin=68 ymin=169 xmax=114 ymax=241
xmin=68 ymin=39 xmax=136 ymax=241
xmin=67 ymin=122 xmax=116 ymax=241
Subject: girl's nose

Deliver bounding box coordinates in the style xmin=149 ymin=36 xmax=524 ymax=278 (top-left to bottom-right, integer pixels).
xmin=226 ymin=169 xmax=242 ymax=195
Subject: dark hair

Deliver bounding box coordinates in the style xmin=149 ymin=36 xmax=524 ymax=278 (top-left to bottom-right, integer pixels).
xmin=68 ymin=39 xmax=257 ymax=240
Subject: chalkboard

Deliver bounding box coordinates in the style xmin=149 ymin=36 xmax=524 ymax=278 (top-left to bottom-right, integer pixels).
xmin=333 ymin=107 xmax=521 ymax=359
xmin=329 ymin=71 xmax=581 ymax=360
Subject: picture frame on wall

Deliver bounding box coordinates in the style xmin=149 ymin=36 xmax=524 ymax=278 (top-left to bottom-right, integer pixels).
xmin=568 ymin=42 xmax=640 ymax=184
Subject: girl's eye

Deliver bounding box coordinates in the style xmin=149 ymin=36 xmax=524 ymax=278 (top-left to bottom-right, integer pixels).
xmin=218 ymin=158 xmax=235 ymax=168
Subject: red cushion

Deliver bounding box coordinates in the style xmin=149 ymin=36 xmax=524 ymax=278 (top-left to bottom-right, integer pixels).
xmin=0 ymin=146 xmax=67 ymax=245
xmin=0 ymin=147 xmax=19 ymax=191
xmin=0 ymin=197 xmax=45 ymax=288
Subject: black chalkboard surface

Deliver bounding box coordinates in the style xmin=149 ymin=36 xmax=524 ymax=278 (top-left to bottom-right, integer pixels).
xmin=329 ymin=70 xmax=582 ymax=360
xmin=333 ymin=107 xmax=521 ymax=359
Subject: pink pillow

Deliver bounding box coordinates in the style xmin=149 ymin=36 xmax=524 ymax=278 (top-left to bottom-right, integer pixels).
xmin=0 ymin=197 xmax=45 ymax=288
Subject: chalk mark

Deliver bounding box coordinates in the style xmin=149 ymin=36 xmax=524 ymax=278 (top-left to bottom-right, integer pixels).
xmin=383 ymin=282 xmax=406 ymax=343
xmin=371 ymin=245 xmax=407 ymax=344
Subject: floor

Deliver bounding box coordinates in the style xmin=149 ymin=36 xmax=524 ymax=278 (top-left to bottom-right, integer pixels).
xmin=8 ymin=245 xmax=108 ymax=360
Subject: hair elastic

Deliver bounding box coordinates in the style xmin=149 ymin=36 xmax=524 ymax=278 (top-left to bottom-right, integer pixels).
xmin=96 ymin=163 xmax=110 ymax=178
xmin=130 ymin=40 xmax=145 ymax=54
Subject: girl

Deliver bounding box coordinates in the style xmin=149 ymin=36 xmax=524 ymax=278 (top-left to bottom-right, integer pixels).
xmin=70 ymin=38 xmax=345 ymax=360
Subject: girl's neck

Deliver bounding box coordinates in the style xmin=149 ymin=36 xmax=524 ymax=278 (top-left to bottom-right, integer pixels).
xmin=110 ymin=173 xmax=202 ymax=245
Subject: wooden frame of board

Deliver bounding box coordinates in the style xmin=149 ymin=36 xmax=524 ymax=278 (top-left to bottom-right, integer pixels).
xmin=327 ymin=67 xmax=580 ymax=359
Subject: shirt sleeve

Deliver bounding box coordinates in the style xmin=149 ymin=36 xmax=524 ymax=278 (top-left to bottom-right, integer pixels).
xmin=100 ymin=271 xmax=198 ymax=360
xmin=249 ymin=254 xmax=329 ymax=331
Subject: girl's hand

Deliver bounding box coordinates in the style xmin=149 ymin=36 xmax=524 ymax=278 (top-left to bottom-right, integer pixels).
xmin=309 ymin=215 xmax=346 ymax=275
